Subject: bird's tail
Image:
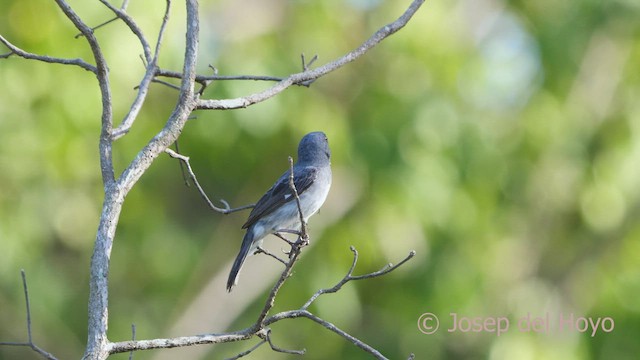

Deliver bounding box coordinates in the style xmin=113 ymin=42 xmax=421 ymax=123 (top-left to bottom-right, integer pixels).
xmin=227 ymin=231 xmax=254 ymax=292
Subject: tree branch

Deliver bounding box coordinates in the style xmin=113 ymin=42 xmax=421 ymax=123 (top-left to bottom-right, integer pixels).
xmin=128 ymin=324 xmax=136 ymax=360
xmin=75 ymin=0 xmax=131 ymax=39
xmin=223 ymin=338 xmax=267 ymax=360
xmin=0 ymin=34 xmax=96 ymax=72
xmin=116 ymin=0 xmax=199 ymax=194
xmin=224 ymin=328 xmax=304 ymax=360
xmin=0 ymin=270 xmax=58 ymax=360
xmin=164 ymin=148 xmax=255 ymax=214
xmin=288 ymin=156 xmax=308 ymax=240
xmin=111 ymin=0 xmax=172 ymax=140
xmin=196 ymin=0 xmax=425 ymax=110
xmin=265 ymin=310 xmax=388 ymax=359
xmin=302 ymin=246 xmax=416 ymax=310
xmin=97 ymin=0 xmax=152 ymax=63
xmin=263 ymin=328 xmax=305 ymax=355
xmin=261 ymin=248 xmax=416 ymax=360
xmin=45 ymin=2 xmax=118 ymax=359
xmin=53 ymin=0 xmax=116 ymax=187
xmin=156 ymin=68 xmax=288 ymax=87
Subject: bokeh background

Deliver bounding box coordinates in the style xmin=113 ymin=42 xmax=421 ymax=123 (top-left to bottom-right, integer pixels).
xmin=2 ymin=0 xmax=640 ymax=359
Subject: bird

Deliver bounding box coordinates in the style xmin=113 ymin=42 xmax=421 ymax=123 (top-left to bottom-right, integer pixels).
xmin=227 ymin=131 xmax=332 ymax=292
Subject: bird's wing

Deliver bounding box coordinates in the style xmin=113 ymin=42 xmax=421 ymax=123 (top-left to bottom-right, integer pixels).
xmin=242 ymin=166 xmax=318 ymax=229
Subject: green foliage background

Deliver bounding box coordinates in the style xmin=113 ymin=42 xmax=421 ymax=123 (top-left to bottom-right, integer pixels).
xmin=1 ymin=0 xmax=640 ymax=359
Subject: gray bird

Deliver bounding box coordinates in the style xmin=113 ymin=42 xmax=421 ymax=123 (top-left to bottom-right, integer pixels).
xmin=227 ymin=131 xmax=332 ymax=291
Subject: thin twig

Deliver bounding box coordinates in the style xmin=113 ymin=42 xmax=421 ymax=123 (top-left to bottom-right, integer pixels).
xmin=256 ymin=247 xmax=288 ymax=266
xmin=0 ymin=35 xmax=96 ymax=72
xmin=150 ymin=78 xmax=181 ymax=90
xmin=264 ymin=329 xmax=305 ymax=355
xmin=75 ymin=0 xmax=131 ymax=38
xmin=128 ymin=324 xmax=136 ymax=360
xmin=0 ymin=271 xmax=58 ymax=360
xmin=156 ymin=68 xmax=287 ymax=87
xmin=97 ymin=0 xmax=152 ymax=63
xmin=288 ymin=156 xmax=307 ymax=240
xmin=196 ymin=65 xmax=217 ymax=95
xmin=111 ymin=0 xmax=172 ymax=140
xmin=302 ymin=55 xmax=318 ymax=86
xmin=300 ymin=53 xmax=319 ymax=86
xmin=164 ymin=148 xmax=254 ymax=214
xmin=74 ymin=17 xmax=119 ymax=39
xmin=253 ymin=236 xmax=304 ymax=328
xmin=174 ymin=141 xmax=190 ymax=187
xmin=264 ymin=309 xmax=388 ymax=360
xmin=223 ymin=339 xmax=267 ymax=360
xmin=152 ymin=0 xmax=171 ymax=62
xmin=302 ymin=247 xmax=416 ymax=310
xmin=272 ymin=232 xmax=296 ymax=246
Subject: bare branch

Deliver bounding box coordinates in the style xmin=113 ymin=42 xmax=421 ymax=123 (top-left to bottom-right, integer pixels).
xmin=53 ymin=0 xmax=116 ymax=187
xmin=151 ymin=78 xmax=181 ymax=90
xmin=256 ymin=246 xmax=288 ymax=266
xmin=272 ymin=231 xmax=296 ymax=246
xmin=128 ymin=324 xmax=136 ymax=360
xmin=173 ymin=141 xmax=190 ymax=187
xmin=224 ymin=328 xmax=304 ymax=360
xmin=111 ymin=0 xmax=172 ymax=140
xmin=302 ymin=247 xmax=416 ymax=310
xmin=0 ymin=270 xmax=58 ymax=360
xmin=152 ymin=0 xmax=172 ymax=62
xmin=288 ymin=156 xmax=308 ymax=239
xmin=350 ymin=249 xmax=415 ymax=280
xmin=110 ymin=65 xmax=159 ymax=140
xmin=223 ymin=339 xmax=267 ymax=360
xmin=98 ymin=0 xmax=152 ymax=63
xmin=196 ymin=0 xmax=426 ymax=110
xmin=264 ymin=309 xmax=388 ymax=360
xmin=0 ymin=35 xmax=96 ymax=72
xmin=164 ymin=148 xmax=254 ymax=214
xmin=253 ymin=235 xmax=305 ymax=328
xmin=47 ymin=2 xmax=117 ymax=358
xmin=156 ymin=68 xmax=287 ymax=87
xmin=300 ymin=53 xmax=319 ymax=85
xmin=108 ymin=331 xmax=254 ymax=354
xmin=264 ymin=329 xmax=305 ymax=355
xmin=75 ymin=0 xmax=131 ymax=39
xmin=116 ymin=0 xmax=199 ymax=194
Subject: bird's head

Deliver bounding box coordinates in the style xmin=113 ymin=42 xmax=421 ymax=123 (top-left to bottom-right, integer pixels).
xmin=298 ymin=131 xmax=330 ymax=165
